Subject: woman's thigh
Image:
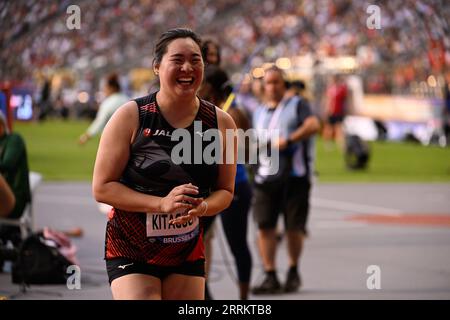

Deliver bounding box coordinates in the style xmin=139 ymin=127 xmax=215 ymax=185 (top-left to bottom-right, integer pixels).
xmin=162 ymin=274 xmax=205 ymax=300
xmin=111 ymin=274 xmax=162 ymax=300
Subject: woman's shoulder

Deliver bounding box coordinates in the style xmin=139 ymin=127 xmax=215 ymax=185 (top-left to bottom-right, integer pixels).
xmin=100 ymin=100 xmax=140 ymax=143
xmin=227 ymin=107 xmax=250 ymax=130
xmin=198 ymin=98 xmax=234 ymax=129
xmin=107 ymin=100 xmax=139 ymax=124
xmin=133 ymin=92 xmax=157 ymax=106
xmin=199 ymin=97 xmax=215 ymax=111
xmin=215 ymin=106 xmax=236 ymax=130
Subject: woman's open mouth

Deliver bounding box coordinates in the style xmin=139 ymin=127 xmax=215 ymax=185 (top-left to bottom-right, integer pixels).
xmin=177 ymin=77 xmax=195 ymax=86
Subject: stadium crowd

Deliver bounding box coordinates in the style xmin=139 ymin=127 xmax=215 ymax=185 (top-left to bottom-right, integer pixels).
xmin=1 ymin=0 xmax=449 ymax=93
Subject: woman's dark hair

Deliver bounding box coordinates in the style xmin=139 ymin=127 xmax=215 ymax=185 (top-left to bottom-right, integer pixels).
xmin=106 ymin=73 xmax=120 ymax=92
xmin=153 ymin=28 xmax=203 ymax=66
xmin=201 ymin=39 xmax=221 ymax=66
xmin=203 ymin=65 xmax=232 ymax=103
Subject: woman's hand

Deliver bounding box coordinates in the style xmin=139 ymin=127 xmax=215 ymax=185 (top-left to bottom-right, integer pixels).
xmin=159 ymin=183 xmax=203 ymax=214
xmin=168 ymin=200 xmax=208 ymax=225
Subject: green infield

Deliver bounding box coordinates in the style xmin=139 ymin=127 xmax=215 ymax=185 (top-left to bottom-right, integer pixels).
xmin=14 ymin=120 xmax=450 ymax=182
xmin=315 ymin=139 xmax=450 ymax=182
xmin=15 ymin=120 xmax=99 ymax=181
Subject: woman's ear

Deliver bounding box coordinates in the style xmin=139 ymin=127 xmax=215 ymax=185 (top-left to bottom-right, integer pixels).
xmin=153 ymin=64 xmax=160 ymax=76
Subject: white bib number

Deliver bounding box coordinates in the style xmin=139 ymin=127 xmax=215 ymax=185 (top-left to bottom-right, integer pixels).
xmin=146 ymin=213 xmax=198 ymax=237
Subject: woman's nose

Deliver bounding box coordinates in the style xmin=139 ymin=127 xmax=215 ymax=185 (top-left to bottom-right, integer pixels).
xmin=181 ymin=61 xmax=194 ymax=72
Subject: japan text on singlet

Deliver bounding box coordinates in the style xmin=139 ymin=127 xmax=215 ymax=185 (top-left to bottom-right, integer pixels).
xmin=105 ymin=92 xmax=219 ymax=266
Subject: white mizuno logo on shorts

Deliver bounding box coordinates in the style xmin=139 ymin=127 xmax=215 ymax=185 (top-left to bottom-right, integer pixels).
xmin=117 ymin=263 xmax=134 ymax=270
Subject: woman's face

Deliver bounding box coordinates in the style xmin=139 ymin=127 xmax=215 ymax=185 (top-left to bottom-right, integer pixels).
xmin=206 ymin=43 xmax=219 ymax=65
xmin=155 ymin=37 xmax=204 ymax=99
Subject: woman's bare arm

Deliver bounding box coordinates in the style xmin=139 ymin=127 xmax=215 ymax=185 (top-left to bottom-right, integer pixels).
xmin=202 ymin=107 xmax=237 ymax=215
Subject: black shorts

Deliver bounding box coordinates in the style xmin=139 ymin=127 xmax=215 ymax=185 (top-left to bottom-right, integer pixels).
xmin=328 ymin=115 xmax=344 ymax=125
xmin=252 ymin=176 xmax=311 ymax=232
xmin=106 ymin=257 xmax=205 ymax=284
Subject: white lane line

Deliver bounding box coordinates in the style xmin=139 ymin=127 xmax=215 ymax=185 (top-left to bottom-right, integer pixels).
xmin=311 ymin=197 xmax=402 ymax=215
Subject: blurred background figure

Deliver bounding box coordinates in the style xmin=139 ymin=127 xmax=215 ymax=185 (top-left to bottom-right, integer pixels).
xmin=285 ymin=80 xmax=307 ymax=100
xmin=199 ymin=38 xmax=223 ymax=300
xmin=323 ymin=74 xmax=348 ymax=149
xmin=54 ymin=92 xmax=69 ymax=120
xmin=235 ymin=76 xmax=262 ymax=117
xmin=311 ymin=59 xmax=327 ymax=118
xmin=444 ymin=75 xmax=450 ymax=143
xmin=0 ymin=110 xmax=31 ymax=245
xmin=251 ymin=66 xmax=320 ymax=295
xmin=202 ymin=39 xmax=221 ymax=66
xmin=199 ymin=65 xmax=253 ymax=300
xmin=78 ymin=73 xmax=128 ymax=145
xmin=36 ymin=76 xmax=53 ymax=121
xmin=0 ymin=174 xmax=15 ymax=217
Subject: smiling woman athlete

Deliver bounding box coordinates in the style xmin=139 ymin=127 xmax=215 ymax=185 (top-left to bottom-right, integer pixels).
xmin=92 ymin=28 xmax=237 ymax=300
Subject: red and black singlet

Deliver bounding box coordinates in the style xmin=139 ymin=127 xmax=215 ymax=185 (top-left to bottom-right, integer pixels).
xmin=105 ymin=92 xmax=219 ymax=266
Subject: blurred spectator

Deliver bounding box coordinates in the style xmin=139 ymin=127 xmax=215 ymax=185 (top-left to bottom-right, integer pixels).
xmin=285 ymin=80 xmax=306 ymax=100
xmin=251 ymin=78 xmax=265 ymax=103
xmin=202 ymin=39 xmax=221 ymax=66
xmin=444 ymin=77 xmax=450 ymax=143
xmin=2 ymin=1 xmax=448 ymax=101
xmin=54 ymin=92 xmax=69 ymax=120
xmin=198 ymin=65 xmax=253 ymax=300
xmin=199 ymin=40 xmax=235 ymax=299
xmin=251 ymin=66 xmax=320 ymax=295
xmin=311 ymin=59 xmax=327 ymax=117
xmin=78 ymin=73 xmax=129 ymax=145
xmin=323 ymin=74 xmax=348 ymax=148
xmin=0 ymin=174 xmax=15 ymax=217
xmin=37 ymin=76 xmax=53 ymax=121
xmin=235 ymin=77 xmax=261 ymax=117
xmin=0 ymin=110 xmax=31 ymax=244
xmin=199 ymin=39 xmax=226 ymax=299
